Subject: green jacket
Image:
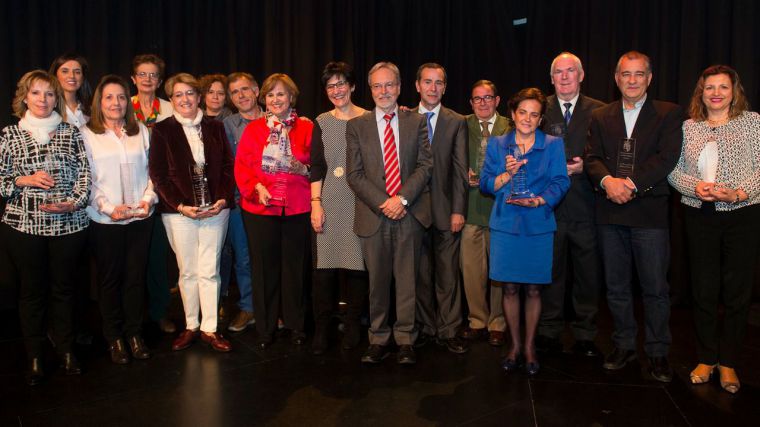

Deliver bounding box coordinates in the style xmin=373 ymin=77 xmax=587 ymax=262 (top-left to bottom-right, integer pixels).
xmin=465 ymin=113 xmax=511 ymax=226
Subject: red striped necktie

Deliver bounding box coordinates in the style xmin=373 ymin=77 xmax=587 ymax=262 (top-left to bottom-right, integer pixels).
xmin=383 ymin=113 xmax=401 ymax=196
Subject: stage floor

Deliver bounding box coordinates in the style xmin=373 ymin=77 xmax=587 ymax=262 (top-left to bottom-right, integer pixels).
xmin=1 ymin=297 xmax=758 ymax=426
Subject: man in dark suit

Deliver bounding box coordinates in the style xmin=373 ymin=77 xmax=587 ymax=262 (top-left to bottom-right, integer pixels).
xmin=346 ymin=61 xmax=433 ymax=365
xmin=459 ymin=80 xmax=510 ymax=347
xmin=585 ymin=51 xmax=683 ymax=382
xmin=538 ymin=52 xmax=605 ymax=357
xmin=411 ymin=63 xmax=469 ymax=354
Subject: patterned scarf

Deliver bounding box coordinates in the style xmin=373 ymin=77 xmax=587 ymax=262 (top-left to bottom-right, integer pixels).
xmin=132 ymin=95 xmax=161 ymax=128
xmin=261 ymin=109 xmax=302 ymax=175
xmin=19 ymin=110 xmax=62 ymax=144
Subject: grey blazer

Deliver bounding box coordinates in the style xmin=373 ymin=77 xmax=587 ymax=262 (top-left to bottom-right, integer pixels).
xmin=411 ymin=106 xmax=469 ymax=230
xmin=346 ymin=109 xmax=433 ymax=237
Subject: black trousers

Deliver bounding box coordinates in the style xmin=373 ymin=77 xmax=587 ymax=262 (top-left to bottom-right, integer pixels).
xmin=416 ymin=227 xmax=463 ymax=339
xmin=312 ymin=268 xmax=368 ymax=327
xmin=89 ymin=217 xmax=153 ymax=341
xmin=684 ymin=204 xmax=760 ymax=367
xmin=539 ymin=220 xmax=601 ymax=341
xmin=1 ymin=223 xmax=87 ymax=358
xmin=243 ymin=211 xmax=309 ymax=340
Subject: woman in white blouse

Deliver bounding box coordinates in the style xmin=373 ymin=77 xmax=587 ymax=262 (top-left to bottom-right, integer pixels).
xmin=82 ymin=75 xmax=156 ymax=364
xmin=668 ymin=65 xmax=760 ymax=394
xmin=49 ymin=53 xmax=92 ymax=128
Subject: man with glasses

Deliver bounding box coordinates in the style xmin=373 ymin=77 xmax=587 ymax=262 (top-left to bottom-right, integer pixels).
xmin=222 ymin=72 xmax=263 ymax=333
xmin=586 ymin=51 xmax=683 ymax=382
xmin=459 ymin=80 xmax=511 ymax=347
xmin=346 ymin=62 xmax=432 ymax=365
xmin=410 ymin=63 xmax=469 ymax=354
xmin=536 ymin=52 xmax=605 ymax=357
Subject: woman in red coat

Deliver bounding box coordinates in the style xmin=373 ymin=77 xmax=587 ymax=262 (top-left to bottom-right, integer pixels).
xmin=235 ymin=73 xmax=312 ymax=349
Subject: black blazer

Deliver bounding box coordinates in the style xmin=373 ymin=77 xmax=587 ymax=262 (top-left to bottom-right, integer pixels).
xmin=585 ymin=97 xmax=684 ymax=228
xmin=411 ymin=106 xmax=469 ymax=230
xmin=542 ymin=94 xmax=605 ymax=222
xmin=149 ymin=116 xmax=236 ymax=214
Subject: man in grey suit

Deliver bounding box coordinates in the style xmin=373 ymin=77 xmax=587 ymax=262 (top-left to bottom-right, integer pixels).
xmin=411 ymin=63 xmax=469 ymax=354
xmin=346 ymin=62 xmax=433 ymax=365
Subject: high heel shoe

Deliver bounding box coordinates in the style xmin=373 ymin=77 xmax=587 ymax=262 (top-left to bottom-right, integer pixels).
xmin=689 ymin=363 xmax=716 ymax=384
xmin=718 ymin=365 xmax=740 ymax=394
xmin=501 ymin=354 xmax=522 ymax=373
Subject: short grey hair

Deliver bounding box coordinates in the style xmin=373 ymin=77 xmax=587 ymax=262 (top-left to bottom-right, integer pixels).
xmin=549 ymin=52 xmax=584 ymax=76
xmin=367 ymin=62 xmax=400 ymax=86
xmin=615 ymin=51 xmax=652 ymax=74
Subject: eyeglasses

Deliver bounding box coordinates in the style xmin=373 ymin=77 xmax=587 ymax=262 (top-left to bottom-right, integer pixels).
xmin=136 ymin=72 xmax=160 ymax=80
xmin=370 ymin=82 xmax=398 ymax=92
xmin=172 ymin=89 xmax=197 ymax=99
xmin=326 ymin=80 xmax=348 ymax=92
xmin=471 ymin=95 xmax=496 ymax=104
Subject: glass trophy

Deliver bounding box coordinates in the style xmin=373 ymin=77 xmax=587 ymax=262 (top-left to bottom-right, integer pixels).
xmin=507 ymin=143 xmax=534 ymax=201
xmin=616 ymin=138 xmax=636 ymax=178
xmin=120 ymin=163 xmax=145 ymax=216
xmin=41 ymin=153 xmax=69 ymax=209
xmin=547 ymin=122 xmax=567 ymax=139
xmin=190 ymin=163 xmax=213 ymax=211
xmin=268 ymin=157 xmax=289 ymax=207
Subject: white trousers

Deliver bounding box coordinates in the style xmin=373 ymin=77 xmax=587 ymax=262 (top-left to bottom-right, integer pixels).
xmin=162 ymin=209 xmax=229 ymax=332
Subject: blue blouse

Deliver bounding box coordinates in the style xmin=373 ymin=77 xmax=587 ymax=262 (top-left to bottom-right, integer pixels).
xmin=480 ymin=129 xmax=570 ymax=235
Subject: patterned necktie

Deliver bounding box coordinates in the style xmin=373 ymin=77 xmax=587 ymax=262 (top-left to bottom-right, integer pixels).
xmin=478 ymin=121 xmax=490 ymax=170
xmin=425 ymin=111 xmax=435 ymax=142
xmin=383 ymin=113 xmax=401 ymax=196
xmin=563 ymin=102 xmax=572 ymax=125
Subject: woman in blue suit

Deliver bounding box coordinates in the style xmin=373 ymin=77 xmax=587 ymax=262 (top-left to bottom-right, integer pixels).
xmin=480 ymin=87 xmax=570 ymax=375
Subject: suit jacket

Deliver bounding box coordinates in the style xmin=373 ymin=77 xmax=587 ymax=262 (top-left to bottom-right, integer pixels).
xmin=411 ymin=106 xmax=468 ymax=230
xmin=149 ymin=115 xmax=236 ymax=214
xmin=585 ymin=97 xmax=684 ymax=228
xmin=542 ymin=94 xmax=606 ymax=222
xmin=465 ymin=113 xmax=510 ymax=226
xmin=346 ymin=108 xmax=433 ymax=237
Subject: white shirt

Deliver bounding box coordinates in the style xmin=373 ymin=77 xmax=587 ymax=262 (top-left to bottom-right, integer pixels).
xmin=417 ymin=102 xmax=442 ymax=139
xmin=375 ymin=106 xmax=401 ymax=168
xmin=623 ymin=94 xmax=647 ymax=138
xmin=556 ymin=93 xmax=580 ymax=117
xmin=65 ymin=103 xmax=89 ymax=129
xmin=477 ymin=113 xmax=498 ymax=134
xmin=81 ymin=123 xmax=157 ymax=224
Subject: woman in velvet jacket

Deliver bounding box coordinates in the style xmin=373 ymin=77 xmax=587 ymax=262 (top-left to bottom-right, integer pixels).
xmin=149 ymin=73 xmax=235 ymax=353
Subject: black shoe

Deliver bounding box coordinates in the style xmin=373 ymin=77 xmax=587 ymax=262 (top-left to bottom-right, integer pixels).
xmin=445 ymin=336 xmax=469 ymax=354
xmin=603 ymin=348 xmax=637 ymax=370
xmin=291 ymin=330 xmax=306 ymax=346
xmin=535 ymin=335 xmax=562 ymax=354
xmin=128 ymin=335 xmax=151 ymax=360
xmin=27 ymin=357 xmax=45 ymax=386
xmin=108 ymin=339 xmax=130 ymax=365
xmin=257 ymin=334 xmax=273 ymax=350
xmin=311 ymin=326 xmax=328 ymax=355
xmin=573 ymin=340 xmax=601 ymax=357
xmin=397 ymin=345 xmax=416 ymax=365
xmin=649 ymin=356 xmax=673 ymax=383
xmin=501 ymin=355 xmax=522 ymax=373
xmin=414 ymin=333 xmax=435 ymax=348
xmin=361 ymin=344 xmax=389 ymax=364
xmin=525 ymin=360 xmax=541 ymax=376
xmin=60 ymin=352 xmax=82 ymax=375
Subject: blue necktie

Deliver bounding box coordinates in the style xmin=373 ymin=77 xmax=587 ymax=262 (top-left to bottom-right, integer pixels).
xmin=563 ymin=102 xmax=572 ymax=125
xmin=425 ymin=112 xmax=435 ymax=142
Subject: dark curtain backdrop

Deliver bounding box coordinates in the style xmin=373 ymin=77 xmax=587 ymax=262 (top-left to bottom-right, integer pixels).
xmin=1 ymin=0 xmax=760 ymax=301
xmin=1 ymin=0 xmax=759 ymax=126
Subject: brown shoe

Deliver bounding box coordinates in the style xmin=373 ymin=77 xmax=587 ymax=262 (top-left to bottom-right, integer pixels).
xmin=201 ymin=332 xmax=232 ymax=352
xmin=460 ymin=327 xmax=487 ymax=340
xmin=488 ymin=330 xmax=505 ymax=346
xmin=227 ymin=310 xmax=256 ymax=332
xmin=172 ymin=329 xmax=199 ymax=351
xmin=128 ymin=335 xmax=151 ymax=360
xmin=159 ymin=318 xmax=177 ymax=334
xmin=109 ymin=339 xmax=130 ymax=364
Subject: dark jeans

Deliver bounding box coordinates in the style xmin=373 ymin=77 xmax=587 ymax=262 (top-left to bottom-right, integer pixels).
xmin=684 ymin=204 xmax=760 ymax=367
xmin=89 ymin=217 xmax=153 ymax=341
xmin=1 ymin=223 xmax=87 ymax=357
xmin=598 ymin=224 xmax=671 ymax=357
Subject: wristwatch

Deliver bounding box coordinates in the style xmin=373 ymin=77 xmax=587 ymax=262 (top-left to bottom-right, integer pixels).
xmin=397 ymin=194 xmax=409 ymax=207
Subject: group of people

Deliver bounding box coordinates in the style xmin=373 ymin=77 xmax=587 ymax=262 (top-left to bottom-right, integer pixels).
xmin=1 ymin=50 xmax=757 ymax=396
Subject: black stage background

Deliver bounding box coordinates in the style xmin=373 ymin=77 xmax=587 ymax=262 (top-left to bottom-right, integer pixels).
xmin=1 ymin=0 xmax=759 ymax=126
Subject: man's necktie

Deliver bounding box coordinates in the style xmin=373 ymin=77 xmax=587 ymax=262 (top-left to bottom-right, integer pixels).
xmin=478 ymin=121 xmax=490 ymax=170
xmin=563 ymin=102 xmax=572 ymax=125
xmin=383 ymin=113 xmax=401 ymax=196
xmin=425 ymin=111 xmax=435 ymax=142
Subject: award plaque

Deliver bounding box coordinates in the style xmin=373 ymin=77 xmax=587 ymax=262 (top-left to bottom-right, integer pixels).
xmin=190 ymin=164 xmax=213 ymax=211
xmin=507 ymin=144 xmax=534 ymax=201
xmin=616 ymin=138 xmax=636 ymax=178
xmin=41 ymin=153 xmax=69 ymax=208
xmin=120 ymin=163 xmax=145 ymax=216
xmin=547 ymin=122 xmax=567 ymax=138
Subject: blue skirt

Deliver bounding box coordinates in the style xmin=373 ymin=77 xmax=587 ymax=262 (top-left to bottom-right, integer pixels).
xmin=489 ymin=229 xmax=553 ymax=284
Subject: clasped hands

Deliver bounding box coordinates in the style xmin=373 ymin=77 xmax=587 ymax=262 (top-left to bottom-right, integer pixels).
xmin=379 ymin=196 xmax=406 ymax=220
xmin=179 ymin=199 xmax=226 ymax=220
xmin=604 ymin=177 xmax=636 ymax=204
xmin=695 ymin=181 xmax=743 ymax=203
xmin=110 ymin=201 xmax=151 ymax=221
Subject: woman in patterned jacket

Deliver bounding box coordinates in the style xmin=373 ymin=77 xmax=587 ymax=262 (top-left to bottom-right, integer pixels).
xmin=0 ymin=70 xmax=91 ymax=385
xmin=669 ymin=64 xmax=760 ymax=394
